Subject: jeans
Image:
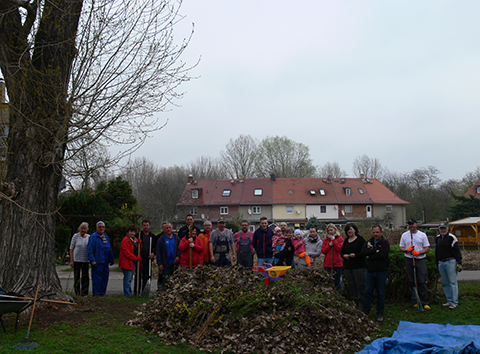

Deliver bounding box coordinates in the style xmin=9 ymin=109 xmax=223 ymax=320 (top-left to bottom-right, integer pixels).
xmin=324 ymin=267 xmax=342 ymax=294
xmin=439 ymin=259 xmax=458 ymax=305
xmin=257 ymin=258 xmax=273 ymax=267
xmin=122 ymin=269 xmax=135 ymax=296
xmin=363 ymin=270 xmax=388 ymax=317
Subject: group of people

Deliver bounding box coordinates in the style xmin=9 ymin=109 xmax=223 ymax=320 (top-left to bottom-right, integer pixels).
xmin=69 ymin=216 xmax=463 ymax=321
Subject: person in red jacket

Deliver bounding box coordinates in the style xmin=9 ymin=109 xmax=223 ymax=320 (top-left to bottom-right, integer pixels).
xmin=179 ymin=228 xmax=204 ymax=268
xmin=321 ymin=223 xmax=344 ymax=294
xmin=119 ymin=225 xmax=142 ymax=296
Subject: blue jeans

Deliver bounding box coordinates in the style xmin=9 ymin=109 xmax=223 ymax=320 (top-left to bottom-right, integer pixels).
xmin=257 ymin=258 xmax=272 ymax=267
xmin=439 ymin=259 xmax=458 ymax=305
xmin=363 ymin=270 xmax=388 ymax=317
xmin=122 ymin=269 xmax=134 ymax=296
xmin=324 ymin=267 xmax=342 ymax=294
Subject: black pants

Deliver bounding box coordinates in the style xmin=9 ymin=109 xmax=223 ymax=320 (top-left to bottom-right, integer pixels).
xmin=405 ymin=257 xmax=429 ymax=306
xmin=73 ymin=262 xmax=89 ymax=296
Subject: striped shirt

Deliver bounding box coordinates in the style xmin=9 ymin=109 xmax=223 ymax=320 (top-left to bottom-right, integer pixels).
xmin=69 ymin=232 xmax=91 ymax=263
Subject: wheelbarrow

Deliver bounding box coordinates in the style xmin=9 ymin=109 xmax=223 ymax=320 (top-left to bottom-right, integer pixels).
xmin=0 ymin=285 xmax=57 ymax=334
xmin=252 ymin=263 xmax=291 ymax=285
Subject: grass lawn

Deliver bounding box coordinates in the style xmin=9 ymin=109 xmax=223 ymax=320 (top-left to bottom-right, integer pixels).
xmin=1 ymin=281 xmax=479 ymax=353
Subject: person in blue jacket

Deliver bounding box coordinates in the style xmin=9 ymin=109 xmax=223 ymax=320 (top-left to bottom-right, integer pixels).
xmin=87 ymin=221 xmax=114 ymax=296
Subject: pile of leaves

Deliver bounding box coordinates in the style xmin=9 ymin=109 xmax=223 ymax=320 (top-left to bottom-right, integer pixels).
xmin=132 ymin=266 xmax=377 ymax=353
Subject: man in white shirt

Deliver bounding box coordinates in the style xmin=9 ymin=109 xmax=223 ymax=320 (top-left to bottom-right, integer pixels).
xmin=399 ymin=218 xmax=431 ymax=310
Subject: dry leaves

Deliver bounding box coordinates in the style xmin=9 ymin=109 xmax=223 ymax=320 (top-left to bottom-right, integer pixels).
xmin=131 ymin=266 xmax=377 ymax=354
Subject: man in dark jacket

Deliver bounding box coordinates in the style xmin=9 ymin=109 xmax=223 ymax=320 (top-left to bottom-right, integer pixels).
xmin=178 ymin=214 xmax=201 ymax=239
xmin=156 ymin=223 xmax=180 ymax=292
xmin=435 ymin=222 xmax=462 ymax=309
xmin=363 ymin=224 xmax=390 ymax=322
xmin=253 ymin=216 xmax=274 ymax=266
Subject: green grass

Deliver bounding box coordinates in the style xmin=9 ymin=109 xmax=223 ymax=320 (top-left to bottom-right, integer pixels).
xmin=368 ymin=280 xmax=480 ymax=340
xmin=1 ymin=282 xmax=480 ymax=353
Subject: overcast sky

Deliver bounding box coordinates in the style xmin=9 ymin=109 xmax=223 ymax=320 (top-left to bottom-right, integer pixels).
xmin=125 ymin=1 xmax=480 ymax=181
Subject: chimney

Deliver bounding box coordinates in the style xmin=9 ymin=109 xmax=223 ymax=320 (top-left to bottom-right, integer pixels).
xmin=327 ymin=175 xmax=333 ymax=181
xmin=360 ymin=174 xmax=365 ymax=181
xmin=270 ymin=174 xmax=276 ymax=182
xmin=187 ymin=174 xmax=193 ymax=184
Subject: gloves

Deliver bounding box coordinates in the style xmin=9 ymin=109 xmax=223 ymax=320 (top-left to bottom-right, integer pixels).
xmin=328 ymin=234 xmax=335 ymax=240
xmin=189 ymin=242 xmax=195 ymax=248
xmin=366 ymin=241 xmax=373 ymax=249
xmin=456 ymin=264 xmax=463 ymax=272
xmin=411 ymin=250 xmax=420 ymax=256
xmin=406 ymin=246 xmax=414 ymax=252
xmin=91 ymin=261 xmax=97 ymax=268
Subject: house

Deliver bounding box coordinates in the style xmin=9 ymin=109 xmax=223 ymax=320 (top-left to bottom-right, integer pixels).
xmin=464 ymin=178 xmax=480 ymax=198
xmin=177 ymin=175 xmax=408 ymax=229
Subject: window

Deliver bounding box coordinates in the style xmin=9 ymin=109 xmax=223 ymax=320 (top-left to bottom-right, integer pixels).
xmin=319 ymin=189 xmax=326 ymax=196
xmin=286 ymin=206 xmax=294 ymax=214
xmin=190 ymin=207 xmax=198 ymax=216
xmin=253 ymin=206 xmax=261 ymax=214
xmin=191 ymin=189 xmax=199 ymax=199
xmin=345 ymin=205 xmax=353 ymax=213
xmin=358 ymin=188 xmax=364 ymax=195
xmin=220 ymin=206 xmax=229 ymax=215
xmin=222 ymin=189 xmax=231 ymax=197
xmin=288 ymin=190 xmax=293 ymax=194
xmin=476 ymin=186 xmax=480 ymax=193
xmin=386 ymin=205 xmax=392 ymax=213
xmin=320 ymin=206 xmax=326 ymax=213
xmin=310 ymin=190 xmax=316 ymax=195
xmin=254 ymin=188 xmax=263 ymax=196
xmin=345 ymin=188 xmax=351 ymax=196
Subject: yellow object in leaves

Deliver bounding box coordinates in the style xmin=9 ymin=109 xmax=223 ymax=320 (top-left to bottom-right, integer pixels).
xmin=266 ymin=266 xmax=291 ymax=278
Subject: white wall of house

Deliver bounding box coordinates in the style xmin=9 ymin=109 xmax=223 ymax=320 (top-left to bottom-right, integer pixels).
xmin=372 ymin=204 xmax=407 ymax=229
xmin=306 ymin=205 xmax=338 ymax=220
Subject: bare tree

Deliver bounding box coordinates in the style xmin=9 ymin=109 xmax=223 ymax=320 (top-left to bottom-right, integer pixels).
xmin=123 ymin=157 xmax=188 ymax=228
xmin=318 ymin=161 xmax=346 ymax=178
xmin=220 ymin=134 xmax=258 ymax=179
xmin=254 ymin=136 xmax=317 ymax=178
xmin=187 ymin=156 xmax=227 ymax=180
xmin=0 ymin=0 xmax=192 ymax=294
xmin=352 ymin=154 xmax=384 ymax=179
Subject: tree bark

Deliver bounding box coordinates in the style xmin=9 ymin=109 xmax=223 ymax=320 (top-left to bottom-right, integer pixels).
xmin=0 ymin=0 xmax=83 ymax=296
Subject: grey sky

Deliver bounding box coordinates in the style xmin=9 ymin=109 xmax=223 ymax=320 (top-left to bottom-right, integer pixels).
xmin=125 ymin=1 xmax=480 ymax=181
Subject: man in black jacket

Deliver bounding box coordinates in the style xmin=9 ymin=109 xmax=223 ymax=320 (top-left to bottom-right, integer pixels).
xmin=435 ymin=222 xmax=462 ymax=310
xmin=363 ymin=224 xmax=390 ymax=322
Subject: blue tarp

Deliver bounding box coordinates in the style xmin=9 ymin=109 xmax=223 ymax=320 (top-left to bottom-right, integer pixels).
xmin=358 ymin=321 xmax=480 ymax=354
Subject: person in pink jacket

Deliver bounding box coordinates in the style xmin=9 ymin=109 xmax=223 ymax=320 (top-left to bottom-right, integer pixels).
xmin=321 ymin=223 xmax=344 ymax=294
xmin=292 ymin=229 xmax=311 ymax=266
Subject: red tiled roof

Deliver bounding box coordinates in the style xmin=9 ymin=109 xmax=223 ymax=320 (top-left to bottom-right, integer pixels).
xmin=464 ymin=178 xmax=480 ymax=198
xmin=178 ymin=177 xmax=408 ymax=206
xmin=272 ymin=177 xmax=408 ymax=205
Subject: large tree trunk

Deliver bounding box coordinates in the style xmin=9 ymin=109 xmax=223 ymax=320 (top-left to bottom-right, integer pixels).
xmin=0 ymin=0 xmax=83 ymax=296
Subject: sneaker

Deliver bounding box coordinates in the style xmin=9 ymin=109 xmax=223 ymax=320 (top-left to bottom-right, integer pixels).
xmin=449 ymin=304 xmax=457 ymax=310
xmin=377 ymin=316 xmax=384 ymax=322
xmin=424 ymin=305 xmax=431 ymax=311
xmin=442 ymin=302 xmax=452 ymax=307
